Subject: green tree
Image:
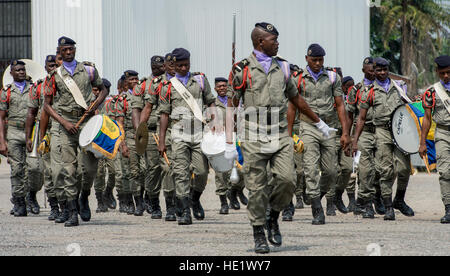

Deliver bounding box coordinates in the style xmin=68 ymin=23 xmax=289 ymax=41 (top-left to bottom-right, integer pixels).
xmin=371 ymin=0 xmax=450 ymax=93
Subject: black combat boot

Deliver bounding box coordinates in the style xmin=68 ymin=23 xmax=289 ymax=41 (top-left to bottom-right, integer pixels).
xmin=95 ymin=192 xmax=108 ymax=213
xmin=14 ymin=197 xmax=27 ymax=217
xmin=383 ymin=197 xmax=396 ymax=221
xmin=266 ymin=209 xmax=282 ymax=247
xmin=164 ymin=194 xmax=177 ymax=222
xmin=441 ymin=205 xmax=450 ymax=224
xmin=134 ymin=195 xmax=145 ymax=217
xmin=25 ymin=192 xmax=32 ymax=214
xmin=303 ymin=193 xmax=311 ymax=206
xmin=150 ymin=196 xmax=163 ymax=219
xmin=353 ymin=197 xmax=365 ymax=215
xmin=10 ymin=197 xmax=17 ymax=216
xmin=191 ymin=190 xmax=205 ymax=220
xmin=55 ymin=201 xmax=69 ymax=223
xmin=362 ymin=199 xmax=375 ymax=219
xmin=373 ymin=187 xmax=386 ymax=215
xmin=175 ymin=197 xmax=183 ymax=217
xmin=65 ymin=200 xmax=79 ymax=227
xmin=48 ymin=197 xmax=60 ymax=221
xmin=335 ymin=190 xmax=348 ymax=214
xmin=311 ymin=197 xmax=325 ymax=225
xmin=102 ymin=187 xmax=116 ymax=210
xmin=118 ymin=193 xmax=127 ymax=213
xmin=27 ymin=191 xmax=40 ymax=215
xmin=78 ymin=190 xmax=91 ymax=222
xmin=144 ymin=192 xmax=152 ymax=214
xmin=326 ymin=197 xmax=337 ymax=216
xmin=393 ymin=190 xmax=415 ymax=217
xmin=227 ymin=189 xmax=240 ymax=210
xmin=238 ymin=189 xmax=248 ymax=206
xmin=178 ymin=197 xmax=192 ymax=226
xmin=126 ymin=193 xmax=135 ymax=215
xmin=253 ymin=226 xmax=270 ymax=254
xmin=219 ymin=195 xmax=229 ymax=215
xmin=347 ymin=193 xmax=356 ymax=213
xmin=295 ymin=195 xmax=304 ymax=209
xmin=282 ymin=201 xmax=295 ymax=222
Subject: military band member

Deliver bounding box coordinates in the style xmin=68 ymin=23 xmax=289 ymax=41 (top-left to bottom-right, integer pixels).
xmin=25 ymin=55 xmax=58 ymax=219
xmin=226 ymin=23 xmax=335 ymax=254
xmin=0 ymin=60 xmax=39 ymax=217
xmin=43 ymin=37 xmax=107 ymax=227
xmin=352 ymin=57 xmax=415 ymax=221
xmin=288 ymin=44 xmax=351 ymax=225
xmin=420 ymin=55 xmax=450 ymax=224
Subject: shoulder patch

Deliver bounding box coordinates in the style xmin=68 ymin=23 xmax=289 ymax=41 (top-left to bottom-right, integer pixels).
xmin=153 ymin=76 xmax=163 ymax=84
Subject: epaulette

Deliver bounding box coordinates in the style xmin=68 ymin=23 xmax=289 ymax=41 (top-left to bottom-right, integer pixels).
xmin=153 ymin=76 xmax=163 ymax=84
xmin=325 ymin=67 xmax=335 ymax=71
xmin=394 ymin=80 xmax=406 ymax=86
xmin=292 ymin=67 xmax=304 ymax=75
xmin=355 ymin=83 xmax=363 ymax=91
xmin=192 ymin=72 xmax=205 ymax=76
xmin=26 ymin=75 xmax=33 ymax=82
xmin=82 ymin=61 xmax=96 ymax=67
xmin=139 ymin=77 xmax=148 ymax=84
xmin=367 ymin=84 xmax=375 ymax=90
xmin=234 ymin=59 xmax=250 ymax=73
xmin=274 ymin=55 xmax=287 ymax=62
xmin=3 ymin=84 xmax=12 ymax=91
xmin=35 ymin=79 xmax=44 ymax=86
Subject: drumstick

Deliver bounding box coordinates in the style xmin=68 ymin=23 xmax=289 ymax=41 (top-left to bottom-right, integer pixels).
xmin=422 ymin=156 xmax=431 ymax=174
xmin=75 ymin=97 xmax=102 ymax=129
xmin=152 ymin=133 xmax=170 ymax=166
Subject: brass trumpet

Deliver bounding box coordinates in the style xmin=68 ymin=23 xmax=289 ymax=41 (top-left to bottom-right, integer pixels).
xmin=30 ymin=121 xmax=40 ymax=158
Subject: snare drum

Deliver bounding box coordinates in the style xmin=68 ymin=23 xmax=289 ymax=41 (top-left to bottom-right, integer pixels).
xmin=79 ymin=115 xmax=125 ymax=159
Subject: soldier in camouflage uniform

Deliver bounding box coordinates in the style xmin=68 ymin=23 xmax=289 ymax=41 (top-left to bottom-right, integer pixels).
xmin=0 ymin=60 xmax=41 ymax=217
xmin=115 ymin=70 xmax=145 ymax=216
xmin=25 ymin=55 xmax=59 ymax=219
xmin=226 ymin=23 xmax=335 ymax=254
xmin=288 ymin=44 xmax=351 ymax=225
xmin=352 ymin=57 xmax=415 ymax=221
xmin=420 ymin=55 xmax=450 ymax=224
xmin=43 ymin=37 xmax=107 ymax=227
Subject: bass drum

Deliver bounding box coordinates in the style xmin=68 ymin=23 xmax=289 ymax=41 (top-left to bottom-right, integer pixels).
xmin=391 ymin=104 xmax=422 ymax=154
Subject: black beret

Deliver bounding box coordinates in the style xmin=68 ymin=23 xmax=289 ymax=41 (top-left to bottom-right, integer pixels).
xmin=307 ymin=44 xmax=326 ymax=57
xmin=172 ymin=48 xmax=191 ymax=62
xmin=290 ymin=64 xmax=300 ymax=72
xmin=215 ymin=77 xmax=228 ymax=83
xmin=151 ymin=56 xmax=164 ymax=65
xmin=342 ymin=76 xmax=354 ymax=84
xmin=46 ymin=55 xmax=56 ymax=63
xmin=165 ymin=53 xmax=173 ymax=62
xmin=255 ymin=22 xmax=279 ymax=36
xmin=102 ymin=78 xmax=112 ymax=89
xmin=58 ymin=36 xmax=76 ymax=47
xmin=363 ymin=57 xmax=374 ymax=65
xmin=10 ymin=60 xmax=25 ymax=67
xmin=124 ymin=70 xmax=139 ymax=78
xmin=435 ymin=55 xmax=450 ymax=68
xmin=374 ymin=57 xmax=390 ymax=67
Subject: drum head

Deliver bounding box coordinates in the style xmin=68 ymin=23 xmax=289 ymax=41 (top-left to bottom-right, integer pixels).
xmin=391 ymin=105 xmax=421 ymax=154
xmin=79 ymin=115 xmax=104 ymax=147
xmin=201 ymin=132 xmax=226 ymax=156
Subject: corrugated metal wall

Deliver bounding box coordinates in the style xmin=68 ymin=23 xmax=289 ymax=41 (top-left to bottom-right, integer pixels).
xmin=32 ymin=0 xmax=103 ymax=74
xmin=102 ymin=0 xmax=370 ymax=92
xmin=32 ymin=0 xmax=369 ymax=92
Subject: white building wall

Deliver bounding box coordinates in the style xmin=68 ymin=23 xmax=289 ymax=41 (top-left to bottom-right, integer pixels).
xmin=33 ymin=0 xmax=370 ymax=92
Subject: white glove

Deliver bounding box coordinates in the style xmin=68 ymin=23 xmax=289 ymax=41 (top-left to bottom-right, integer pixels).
xmin=224 ymin=143 xmax=238 ymax=161
xmin=315 ymin=119 xmax=338 ymax=139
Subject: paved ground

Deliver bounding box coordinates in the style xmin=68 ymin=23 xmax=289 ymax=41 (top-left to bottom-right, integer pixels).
xmin=0 ymin=160 xmax=448 ymax=256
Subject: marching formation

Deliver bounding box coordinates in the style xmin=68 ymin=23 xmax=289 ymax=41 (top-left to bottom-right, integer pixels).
xmin=0 ymin=22 xmax=449 ymax=254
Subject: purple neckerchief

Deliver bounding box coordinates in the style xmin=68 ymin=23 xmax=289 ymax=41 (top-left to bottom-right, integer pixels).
xmin=176 ymin=72 xmax=191 ymax=86
xmin=166 ymin=73 xmax=174 ymax=81
xmin=128 ymin=89 xmax=133 ymax=94
xmin=218 ymin=95 xmax=228 ymax=106
xmin=63 ymin=60 xmax=77 ymax=76
xmin=440 ymin=80 xmax=450 ymax=91
xmin=307 ymin=66 xmax=324 ymax=82
xmin=14 ymin=81 xmax=26 ymax=94
xmin=364 ymin=78 xmax=374 ymax=86
xmin=253 ymin=49 xmax=272 ymax=74
xmin=376 ymin=78 xmax=391 ymax=93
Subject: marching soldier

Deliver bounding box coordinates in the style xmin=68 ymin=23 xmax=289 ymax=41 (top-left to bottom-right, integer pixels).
xmin=288 ymin=44 xmax=351 ymax=225
xmin=136 ymin=53 xmax=179 ymax=222
xmin=0 ymin=60 xmax=41 ymax=217
xmin=115 ymin=70 xmax=145 ymax=216
xmin=213 ymin=77 xmax=246 ymax=215
xmin=352 ymin=57 xmax=415 ymax=221
xmin=420 ymin=55 xmax=450 ymax=224
xmin=226 ymin=23 xmax=335 ymax=254
xmin=43 ymin=37 xmax=107 ymax=227
xmin=25 ymin=55 xmax=58 ymax=219
xmin=153 ymin=48 xmax=219 ymax=225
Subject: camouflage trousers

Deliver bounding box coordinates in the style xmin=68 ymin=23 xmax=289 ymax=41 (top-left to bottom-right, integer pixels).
xmin=7 ymin=126 xmax=43 ymax=197
xmin=356 ymin=130 xmax=380 ymax=201
xmin=94 ymin=157 xmax=116 ymax=194
xmin=215 ymin=167 xmax=245 ymax=196
xmin=241 ymin=136 xmax=295 ymax=226
xmin=435 ymin=128 xmax=450 ymax=206
xmin=124 ymin=136 xmax=145 ymax=197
